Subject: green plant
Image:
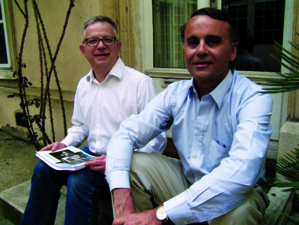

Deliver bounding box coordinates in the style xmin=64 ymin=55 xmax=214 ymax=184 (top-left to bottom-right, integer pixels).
xmin=260 ymin=33 xmax=299 ymax=222
xmin=261 ymin=33 xmax=299 ymax=187
xmin=268 ymin=146 xmax=299 ymax=192
xmin=8 ymin=0 xmax=75 ymax=149
xmin=260 ymin=34 xmax=299 ymax=94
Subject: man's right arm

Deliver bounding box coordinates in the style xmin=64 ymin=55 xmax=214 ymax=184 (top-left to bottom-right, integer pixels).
xmin=106 ymin=89 xmax=172 ymax=220
xmin=60 ymin=87 xmax=86 ymax=147
xmin=112 ymin=188 xmax=163 ymax=225
xmin=113 ymin=188 xmax=136 ymax=217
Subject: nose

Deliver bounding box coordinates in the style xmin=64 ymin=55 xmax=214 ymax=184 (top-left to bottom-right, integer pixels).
xmin=97 ymin=39 xmax=106 ymax=49
xmin=196 ymin=42 xmax=208 ymax=56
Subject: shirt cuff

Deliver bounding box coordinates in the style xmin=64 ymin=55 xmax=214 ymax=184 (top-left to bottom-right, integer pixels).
xmin=164 ymin=192 xmax=198 ymax=224
xmin=60 ymin=136 xmax=73 ymax=147
xmin=106 ymin=170 xmax=131 ymax=191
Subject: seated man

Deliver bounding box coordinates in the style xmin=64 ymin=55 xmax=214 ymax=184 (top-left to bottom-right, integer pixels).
xmin=106 ymin=8 xmax=272 ymax=225
xmin=21 ymin=15 xmax=166 ymax=225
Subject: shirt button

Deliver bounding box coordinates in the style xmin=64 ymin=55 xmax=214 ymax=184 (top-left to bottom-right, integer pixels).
xmin=193 ymin=154 xmax=197 ymax=159
xmin=196 ymin=132 xmax=200 ymax=136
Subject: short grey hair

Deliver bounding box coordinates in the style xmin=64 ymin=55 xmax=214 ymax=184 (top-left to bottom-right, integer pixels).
xmin=81 ymin=15 xmax=118 ymax=40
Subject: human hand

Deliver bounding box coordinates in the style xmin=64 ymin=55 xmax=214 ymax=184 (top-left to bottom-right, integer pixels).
xmin=40 ymin=142 xmax=66 ymax=152
xmin=112 ymin=209 xmax=160 ymax=225
xmin=85 ymin=155 xmax=106 ymax=174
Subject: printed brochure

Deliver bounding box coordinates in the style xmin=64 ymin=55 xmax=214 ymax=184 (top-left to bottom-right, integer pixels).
xmin=35 ymin=146 xmax=95 ymax=171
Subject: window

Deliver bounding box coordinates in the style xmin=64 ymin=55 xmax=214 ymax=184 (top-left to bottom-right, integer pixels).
xmin=0 ymin=0 xmax=11 ymax=68
xmin=222 ymin=0 xmax=285 ymax=72
xmin=152 ymin=0 xmax=197 ymax=68
xmin=152 ymin=0 xmax=285 ymax=72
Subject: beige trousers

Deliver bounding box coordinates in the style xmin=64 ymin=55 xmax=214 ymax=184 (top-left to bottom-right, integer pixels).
xmin=129 ymin=152 xmax=268 ymax=225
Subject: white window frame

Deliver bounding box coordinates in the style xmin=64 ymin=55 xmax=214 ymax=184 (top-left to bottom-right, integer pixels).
xmin=140 ymin=0 xmax=294 ymax=146
xmin=0 ymin=0 xmax=11 ymax=68
xmin=0 ymin=0 xmax=16 ymax=83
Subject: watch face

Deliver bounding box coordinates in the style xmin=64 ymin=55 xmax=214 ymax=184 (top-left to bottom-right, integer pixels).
xmin=156 ymin=206 xmax=168 ymax=221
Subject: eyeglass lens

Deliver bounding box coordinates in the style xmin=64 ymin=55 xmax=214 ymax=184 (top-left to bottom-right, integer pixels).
xmin=86 ymin=36 xmax=115 ymax=46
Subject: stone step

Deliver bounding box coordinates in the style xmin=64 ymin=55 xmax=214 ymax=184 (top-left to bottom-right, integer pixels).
xmin=0 ymin=181 xmax=66 ymax=225
xmin=263 ymin=187 xmax=294 ymax=225
xmin=0 ymin=181 xmax=294 ymax=225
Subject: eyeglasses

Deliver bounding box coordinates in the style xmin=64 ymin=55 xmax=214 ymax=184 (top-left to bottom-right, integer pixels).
xmin=83 ymin=36 xmax=117 ymax=47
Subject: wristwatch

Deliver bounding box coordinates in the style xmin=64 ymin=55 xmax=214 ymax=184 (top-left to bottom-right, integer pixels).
xmin=156 ymin=205 xmax=173 ymax=224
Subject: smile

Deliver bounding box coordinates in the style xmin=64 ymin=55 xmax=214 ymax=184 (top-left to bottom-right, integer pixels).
xmin=94 ymin=53 xmax=109 ymax=57
xmin=193 ymin=61 xmax=211 ymax=67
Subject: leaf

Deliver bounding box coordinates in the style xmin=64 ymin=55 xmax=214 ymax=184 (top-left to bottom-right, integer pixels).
xmin=260 ymin=33 xmax=299 ymax=94
xmin=34 ymin=101 xmax=40 ymax=108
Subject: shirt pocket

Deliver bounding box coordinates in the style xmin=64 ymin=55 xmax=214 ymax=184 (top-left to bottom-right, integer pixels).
xmin=207 ymin=139 xmax=230 ymax=169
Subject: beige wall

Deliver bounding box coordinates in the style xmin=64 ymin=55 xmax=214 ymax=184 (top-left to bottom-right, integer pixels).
xmin=10 ymin=0 xmax=120 ymax=91
xmin=0 ymin=0 xmax=143 ymax=143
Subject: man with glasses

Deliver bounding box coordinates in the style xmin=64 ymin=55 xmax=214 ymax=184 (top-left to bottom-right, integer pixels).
xmin=21 ymin=15 xmax=166 ymax=225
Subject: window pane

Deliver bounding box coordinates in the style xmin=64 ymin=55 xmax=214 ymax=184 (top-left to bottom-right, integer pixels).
xmin=0 ymin=2 xmax=2 ymax=20
xmin=0 ymin=24 xmax=8 ymax=64
xmin=255 ymin=3 xmax=264 ymax=17
xmin=254 ymin=16 xmax=264 ymax=30
xmin=152 ymin=0 xmax=197 ymax=68
xmin=223 ymin=0 xmax=285 ymax=72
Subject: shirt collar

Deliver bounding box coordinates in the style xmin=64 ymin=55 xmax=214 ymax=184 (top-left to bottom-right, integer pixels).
xmin=108 ymin=57 xmax=125 ymax=80
xmin=210 ymin=70 xmax=233 ymax=108
xmin=188 ymin=79 xmax=197 ymax=99
xmin=188 ymin=70 xmax=233 ymax=108
xmin=85 ymin=57 xmax=125 ymax=84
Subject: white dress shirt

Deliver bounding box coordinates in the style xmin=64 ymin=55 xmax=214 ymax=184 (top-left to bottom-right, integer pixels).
xmin=61 ymin=58 xmax=167 ymax=155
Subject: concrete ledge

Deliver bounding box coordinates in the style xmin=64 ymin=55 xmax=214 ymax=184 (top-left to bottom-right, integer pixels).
xmin=0 ymin=181 xmax=294 ymax=225
xmin=263 ymin=187 xmax=294 ymax=225
xmin=0 ymin=181 xmax=66 ymax=225
xmin=0 ymin=181 xmax=31 ymax=224
xmin=0 ymin=181 xmax=112 ymax=225
xmin=0 ymin=195 xmax=23 ymax=225
xmin=277 ymin=121 xmax=299 ymax=182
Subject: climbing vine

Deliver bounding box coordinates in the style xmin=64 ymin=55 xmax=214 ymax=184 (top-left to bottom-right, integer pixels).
xmin=8 ymin=0 xmax=75 ymax=150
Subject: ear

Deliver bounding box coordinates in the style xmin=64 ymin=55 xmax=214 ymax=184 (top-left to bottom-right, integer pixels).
xmin=117 ymin=41 xmax=122 ymax=53
xmin=230 ymin=42 xmax=238 ymax=61
xmin=79 ymin=44 xmax=86 ymax=56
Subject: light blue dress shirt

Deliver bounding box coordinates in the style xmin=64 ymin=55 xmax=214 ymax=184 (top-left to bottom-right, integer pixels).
xmin=106 ymin=70 xmax=273 ymax=224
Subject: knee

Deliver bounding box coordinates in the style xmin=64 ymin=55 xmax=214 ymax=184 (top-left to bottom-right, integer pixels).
xmin=67 ymin=172 xmax=85 ymax=191
xmin=220 ymin=196 xmax=265 ymax=224
xmin=67 ymin=170 xmax=101 ymax=194
xmin=67 ymin=170 xmax=109 ymax=200
xmin=231 ymin=205 xmax=263 ymax=224
xmin=131 ymin=152 xmax=153 ymax=173
xmin=32 ymin=161 xmax=51 ymax=179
